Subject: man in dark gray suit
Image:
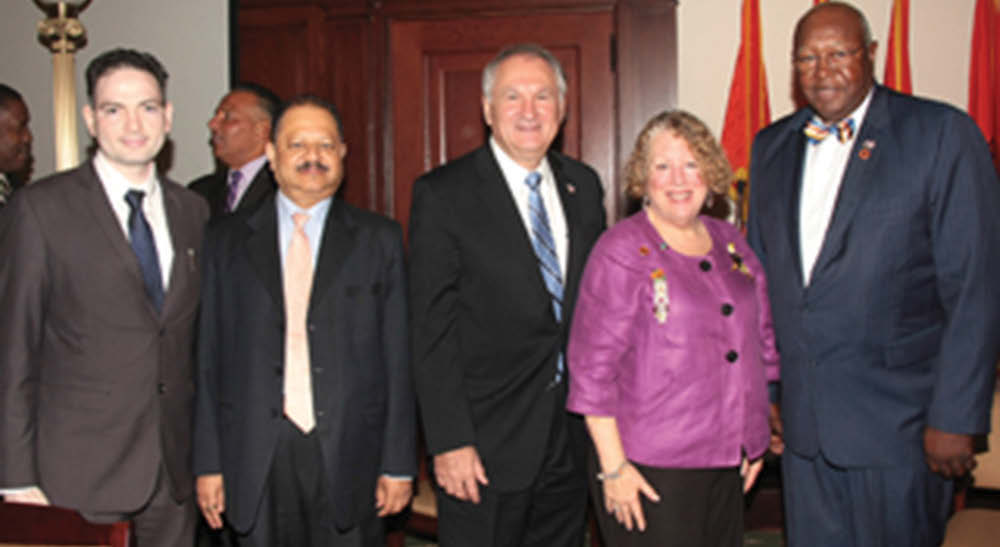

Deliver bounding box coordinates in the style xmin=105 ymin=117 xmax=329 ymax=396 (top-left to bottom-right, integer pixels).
xmin=0 ymin=49 xmax=208 ymax=546
xmin=194 ymin=95 xmax=415 ymax=547
xmin=747 ymin=3 xmax=1000 ymax=546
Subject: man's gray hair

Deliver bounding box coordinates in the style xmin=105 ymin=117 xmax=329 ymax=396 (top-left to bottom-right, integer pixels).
xmin=481 ymin=43 xmax=567 ymax=100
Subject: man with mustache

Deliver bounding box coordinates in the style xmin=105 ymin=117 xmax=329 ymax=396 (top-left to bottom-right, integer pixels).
xmin=0 ymin=84 xmax=32 ymax=208
xmin=190 ymin=84 xmax=279 ymax=219
xmin=194 ymin=95 xmax=415 ymax=546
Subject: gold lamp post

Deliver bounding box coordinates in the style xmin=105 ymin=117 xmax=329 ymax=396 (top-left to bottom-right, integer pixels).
xmin=35 ymin=0 xmax=91 ymax=171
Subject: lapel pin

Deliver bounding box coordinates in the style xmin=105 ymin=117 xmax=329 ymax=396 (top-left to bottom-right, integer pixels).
xmin=566 ymin=183 xmax=576 ymax=194
xmin=858 ymin=140 xmax=875 ymax=160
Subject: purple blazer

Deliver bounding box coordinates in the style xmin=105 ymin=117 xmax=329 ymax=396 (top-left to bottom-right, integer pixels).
xmin=567 ymin=212 xmax=779 ymax=468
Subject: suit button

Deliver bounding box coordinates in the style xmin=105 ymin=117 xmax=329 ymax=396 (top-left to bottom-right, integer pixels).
xmin=725 ymin=350 xmax=739 ymax=363
xmin=316 ymin=410 xmax=325 ymax=418
xmin=274 ymin=366 xmax=282 ymax=376
xmin=159 ymin=328 xmax=166 ymax=337
xmin=699 ymin=260 xmax=712 ymax=272
xmin=308 ymin=323 xmax=315 ymax=332
xmin=157 ymin=382 xmax=166 ymax=394
xmin=313 ymin=367 xmax=323 ymax=375
xmin=721 ymin=303 xmax=734 ymax=316
xmin=270 ymin=408 xmax=279 ymax=419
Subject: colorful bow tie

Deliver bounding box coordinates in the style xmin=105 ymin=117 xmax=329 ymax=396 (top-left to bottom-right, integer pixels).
xmin=804 ymin=118 xmax=855 ymax=144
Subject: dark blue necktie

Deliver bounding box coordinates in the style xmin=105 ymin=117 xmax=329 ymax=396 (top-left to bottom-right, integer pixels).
xmin=525 ymin=172 xmax=565 ymax=383
xmin=125 ymin=190 xmax=164 ymax=313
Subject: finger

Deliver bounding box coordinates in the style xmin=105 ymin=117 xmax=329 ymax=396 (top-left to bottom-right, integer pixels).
xmin=638 ymin=479 xmax=661 ymax=502
xmin=632 ymin=502 xmax=647 ymax=531
xmin=622 ymin=506 xmax=634 ymax=531
xmin=744 ymin=461 xmax=764 ymax=493
xmin=474 ymin=458 xmax=489 ymax=486
xmin=464 ymin=475 xmax=481 ymax=504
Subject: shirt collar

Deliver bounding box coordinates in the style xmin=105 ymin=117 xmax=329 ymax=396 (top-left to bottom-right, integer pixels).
xmin=489 ymin=136 xmax=553 ymax=186
xmin=93 ymin=150 xmax=159 ymax=199
xmin=230 ymin=154 xmax=268 ymax=184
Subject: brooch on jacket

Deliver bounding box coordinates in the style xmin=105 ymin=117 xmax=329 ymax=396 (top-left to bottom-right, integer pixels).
xmin=726 ymin=243 xmax=753 ymax=279
xmin=651 ymin=268 xmax=669 ymax=323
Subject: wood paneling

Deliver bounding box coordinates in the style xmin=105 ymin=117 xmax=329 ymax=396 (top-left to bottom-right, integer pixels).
xmin=235 ymin=0 xmax=677 ymax=223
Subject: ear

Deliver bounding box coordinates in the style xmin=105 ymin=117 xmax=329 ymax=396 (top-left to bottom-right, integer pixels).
xmin=481 ymin=95 xmax=494 ymax=128
xmin=82 ymin=104 xmax=97 ymax=137
xmin=866 ymin=40 xmax=879 ymax=66
xmin=338 ymin=142 xmax=347 ymax=160
xmin=265 ymin=141 xmax=276 ymax=167
xmin=556 ymin=96 xmax=567 ymax=124
xmin=163 ymin=101 xmax=174 ymax=134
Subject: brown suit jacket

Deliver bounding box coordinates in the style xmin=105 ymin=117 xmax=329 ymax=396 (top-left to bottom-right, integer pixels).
xmin=0 ymin=161 xmax=209 ymax=513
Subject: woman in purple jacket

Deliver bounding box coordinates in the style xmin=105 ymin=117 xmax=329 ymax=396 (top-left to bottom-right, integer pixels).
xmin=566 ymin=110 xmax=780 ymax=546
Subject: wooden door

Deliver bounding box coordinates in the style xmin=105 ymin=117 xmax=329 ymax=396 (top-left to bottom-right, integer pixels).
xmin=388 ymin=10 xmax=616 ymax=231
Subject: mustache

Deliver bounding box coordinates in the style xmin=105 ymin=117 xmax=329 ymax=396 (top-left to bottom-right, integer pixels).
xmin=295 ymin=161 xmax=329 ymax=173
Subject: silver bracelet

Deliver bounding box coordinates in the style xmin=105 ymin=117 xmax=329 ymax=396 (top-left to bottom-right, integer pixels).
xmin=596 ymin=460 xmax=628 ymax=481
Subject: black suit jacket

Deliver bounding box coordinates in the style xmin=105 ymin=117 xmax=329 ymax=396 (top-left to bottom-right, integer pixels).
xmin=408 ymin=145 xmax=606 ymax=491
xmin=193 ymin=196 xmax=416 ymax=532
xmin=748 ymin=85 xmax=1000 ymax=466
xmin=189 ymin=162 xmax=276 ymax=219
xmin=0 ymin=161 xmax=208 ymax=512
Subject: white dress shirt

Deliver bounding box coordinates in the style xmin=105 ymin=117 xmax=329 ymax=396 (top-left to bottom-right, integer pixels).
xmin=799 ymin=89 xmax=873 ymax=284
xmin=490 ymin=137 xmax=569 ymax=278
xmin=94 ymin=151 xmax=175 ymax=289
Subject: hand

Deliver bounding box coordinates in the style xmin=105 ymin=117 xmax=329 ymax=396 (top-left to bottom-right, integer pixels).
xmin=768 ymin=403 xmax=784 ymax=455
xmin=196 ymin=474 xmax=226 ymax=529
xmin=433 ymin=445 xmax=489 ymax=503
xmin=741 ymin=456 xmax=764 ymax=493
xmin=924 ymin=427 xmax=975 ymax=478
xmin=3 ymin=486 xmax=50 ymax=506
xmin=602 ymin=462 xmax=660 ymax=532
xmin=375 ymin=476 xmax=413 ymax=516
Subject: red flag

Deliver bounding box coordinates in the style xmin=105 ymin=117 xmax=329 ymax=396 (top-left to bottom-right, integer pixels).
xmin=813 ymin=0 xmax=829 ymax=4
xmin=883 ymin=0 xmax=912 ymax=93
xmin=720 ymin=0 xmax=771 ymax=225
xmin=969 ymin=0 xmax=1000 ymax=172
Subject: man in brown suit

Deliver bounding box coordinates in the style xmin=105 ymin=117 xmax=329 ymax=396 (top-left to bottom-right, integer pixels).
xmin=0 ymin=48 xmax=208 ymax=547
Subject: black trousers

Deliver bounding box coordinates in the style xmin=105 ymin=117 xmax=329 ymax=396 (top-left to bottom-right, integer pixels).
xmin=434 ymin=407 xmax=588 ymax=547
xmin=589 ymin=455 xmax=743 ymax=547
xmin=239 ymin=419 xmax=383 ymax=547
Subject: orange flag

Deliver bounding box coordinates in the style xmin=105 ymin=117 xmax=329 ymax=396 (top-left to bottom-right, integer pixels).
xmin=813 ymin=0 xmax=829 ymax=4
xmin=883 ymin=0 xmax=912 ymax=93
xmin=720 ymin=0 xmax=771 ymax=225
xmin=969 ymin=0 xmax=1000 ymax=172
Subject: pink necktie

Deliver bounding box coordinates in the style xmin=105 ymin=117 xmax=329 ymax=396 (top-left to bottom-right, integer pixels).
xmin=283 ymin=212 xmax=315 ymax=433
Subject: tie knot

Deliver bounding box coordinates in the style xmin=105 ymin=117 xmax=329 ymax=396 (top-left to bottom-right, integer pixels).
xmin=292 ymin=212 xmax=310 ymax=230
xmin=125 ymin=189 xmax=146 ymax=210
xmin=228 ymin=170 xmax=243 ymax=187
xmin=524 ymin=172 xmax=542 ymax=190
xmin=804 ymin=118 xmax=855 ymax=144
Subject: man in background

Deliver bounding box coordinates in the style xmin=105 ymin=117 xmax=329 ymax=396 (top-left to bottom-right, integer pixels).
xmin=0 ymin=48 xmax=208 ymax=546
xmin=748 ymin=3 xmax=1000 ymax=545
xmin=0 ymin=83 xmax=32 ymax=207
xmin=190 ymin=83 xmax=279 ymax=218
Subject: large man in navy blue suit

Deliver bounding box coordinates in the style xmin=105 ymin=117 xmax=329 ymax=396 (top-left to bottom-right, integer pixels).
xmin=748 ymin=3 xmax=1000 ymax=546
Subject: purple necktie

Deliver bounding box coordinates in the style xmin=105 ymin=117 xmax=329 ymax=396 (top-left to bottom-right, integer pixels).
xmin=225 ymin=170 xmax=243 ymax=212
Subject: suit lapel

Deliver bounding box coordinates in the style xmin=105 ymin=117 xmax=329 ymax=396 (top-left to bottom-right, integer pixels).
xmin=784 ymin=118 xmax=809 ymax=291
xmin=237 ymin=166 xmax=276 ymax=213
xmin=549 ymin=152 xmax=583 ymax=299
xmin=309 ymin=200 xmax=356 ymax=312
xmin=810 ymin=86 xmax=887 ymax=280
xmin=81 ymin=162 xmax=157 ymax=314
xmin=473 ymin=147 xmax=553 ymax=307
xmin=160 ymin=181 xmax=195 ymax=320
xmin=245 ymin=196 xmax=284 ymax=311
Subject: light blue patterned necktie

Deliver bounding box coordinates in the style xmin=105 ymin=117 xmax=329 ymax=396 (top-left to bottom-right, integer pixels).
xmin=525 ymin=171 xmax=564 ymax=383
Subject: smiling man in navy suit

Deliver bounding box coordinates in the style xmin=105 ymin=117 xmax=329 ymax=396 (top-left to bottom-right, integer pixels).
xmin=748 ymin=3 xmax=1000 ymax=546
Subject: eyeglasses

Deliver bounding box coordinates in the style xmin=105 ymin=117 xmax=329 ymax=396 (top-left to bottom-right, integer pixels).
xmin=793 ymin=46 xmax=865 ymax=72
